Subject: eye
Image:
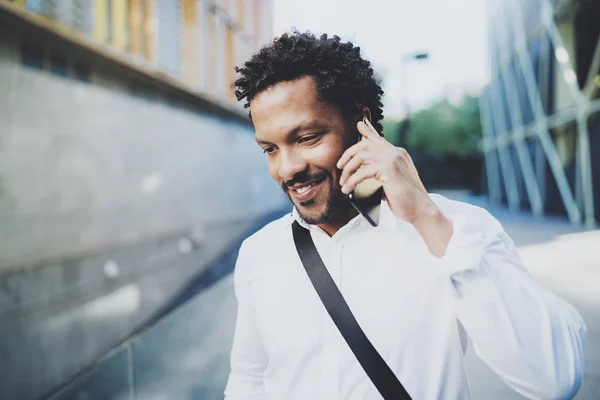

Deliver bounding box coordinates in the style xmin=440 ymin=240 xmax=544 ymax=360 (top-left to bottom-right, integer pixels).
xmin=298 ymin=133 xmax=322 ymax=144
xmin=262 ymin=147 xmax=276 ymax=155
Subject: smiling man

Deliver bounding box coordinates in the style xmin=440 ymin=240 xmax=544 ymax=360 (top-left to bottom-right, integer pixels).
xmin=224 ymin=31 xmax=586 ymax=400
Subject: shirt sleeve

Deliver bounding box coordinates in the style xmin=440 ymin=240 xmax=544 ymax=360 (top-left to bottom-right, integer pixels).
xmin=224 ymin=240 xmax=268 ymax=400
xmin=431 ymin=211 xmax=587 ymax=400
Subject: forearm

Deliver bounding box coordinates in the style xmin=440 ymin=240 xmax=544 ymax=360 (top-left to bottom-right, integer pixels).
xmin=225 ymin=370 xmax=266 ymax=400
xmin=226 ymin=306 xmax=268 ymax=400
xmin=226 ymin=242 xmax=268 ymax=399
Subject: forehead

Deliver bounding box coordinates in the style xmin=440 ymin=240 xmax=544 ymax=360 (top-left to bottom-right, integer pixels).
xmin=250 ymin=76 xmax=343 ymax=138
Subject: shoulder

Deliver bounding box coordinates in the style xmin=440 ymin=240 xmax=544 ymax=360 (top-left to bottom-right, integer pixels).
xmin=241 ymin=211 xmax=294 ymax=253
xmin=235 ymin=211 xmax=294 ymax=276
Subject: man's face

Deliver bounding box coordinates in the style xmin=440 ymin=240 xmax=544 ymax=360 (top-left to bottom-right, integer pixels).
xmin=250 ymin=76 xmax=356 ymax=225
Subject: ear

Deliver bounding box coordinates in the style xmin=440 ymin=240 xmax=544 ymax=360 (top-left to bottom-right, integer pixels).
xmin=361 ymin=106 xmax=372 ymax=124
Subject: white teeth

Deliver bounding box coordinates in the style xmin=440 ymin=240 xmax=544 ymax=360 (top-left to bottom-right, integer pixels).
xmin=295 ymin=182 xmax=317 ymax=194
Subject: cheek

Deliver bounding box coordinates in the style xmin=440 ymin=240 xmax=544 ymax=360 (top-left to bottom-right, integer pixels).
xmin=309 ymin=142 xmax=346 ymax=170
xmin=267 ymin=160 xmax=280 ymax=182
xmin=264 ymin=138 xmax=347 ymax=182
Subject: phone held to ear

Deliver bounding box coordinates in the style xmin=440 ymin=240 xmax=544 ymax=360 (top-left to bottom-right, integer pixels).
xmin=345 ymin=117 xmax=384 ymax=227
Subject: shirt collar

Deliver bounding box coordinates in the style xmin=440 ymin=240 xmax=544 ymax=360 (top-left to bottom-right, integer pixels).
xmin=291 ymin=198 xmax=398 ymax=232
xmin=291 ymin=206 xmax=311 ymax=230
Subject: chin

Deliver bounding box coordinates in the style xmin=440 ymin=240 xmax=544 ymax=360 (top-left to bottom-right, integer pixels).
xmin=295 ymin=200 xmax=329 ymax=224
xmin=285 ymin=179 xmax=344 ymax=224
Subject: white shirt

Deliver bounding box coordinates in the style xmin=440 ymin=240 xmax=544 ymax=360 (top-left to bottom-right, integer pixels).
xmin=224 ymin=194 xmax=586 ymax=400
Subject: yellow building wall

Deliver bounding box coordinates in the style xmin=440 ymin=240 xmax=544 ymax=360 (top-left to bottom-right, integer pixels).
xmin=93 ymin=0 xmax=109 ymax=43
xmin=181 ymin=0 xmax=203 ymax=89
xmin=129 ymin=0 xmax=143 ymax=54
xmin=111 ymin=0 xmax=128 ymax=51
xmin=10 ymin=0 xmax=272 ymax=103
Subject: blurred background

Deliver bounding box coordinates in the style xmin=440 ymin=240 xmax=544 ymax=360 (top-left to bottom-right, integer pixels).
xmin=0 ymin=0 xmax=598 ymax=399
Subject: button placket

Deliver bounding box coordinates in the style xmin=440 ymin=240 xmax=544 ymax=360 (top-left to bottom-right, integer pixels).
xmin=312 ymin=234 xmax=341 ymax=399
xmin=331 ymin=236 xmax=348 ymax=399
xmin=313 ymin=227 xmax=352 ymax=400
xmin=311 ymin=230 xmax=337 ymax=399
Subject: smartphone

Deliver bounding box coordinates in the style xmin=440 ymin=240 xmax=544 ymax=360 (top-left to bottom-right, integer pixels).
xmin=346 ymin=117 xmax=384 ymax=227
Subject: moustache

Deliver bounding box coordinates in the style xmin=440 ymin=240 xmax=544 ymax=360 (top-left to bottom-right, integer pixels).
xmin=282 ymin=170 xmax=330 ymax=190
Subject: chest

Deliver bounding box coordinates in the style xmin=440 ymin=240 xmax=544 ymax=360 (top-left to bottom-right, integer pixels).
xmin=248 ymin=231 xmax=455 ymax=356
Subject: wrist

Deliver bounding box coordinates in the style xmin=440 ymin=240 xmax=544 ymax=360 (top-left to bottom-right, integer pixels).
xmin=410 ymin=198 xmax=441 ymax=226
xmin=412 ymin=203 xmax=453 ymax=257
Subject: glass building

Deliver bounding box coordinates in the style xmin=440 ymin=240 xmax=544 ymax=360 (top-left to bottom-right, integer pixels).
xmin=480 ymin=0 xmax=600 ymax=227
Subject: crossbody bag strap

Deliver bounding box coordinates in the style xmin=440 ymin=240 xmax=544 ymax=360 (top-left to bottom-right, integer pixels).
xmin=292 ymin=221 xmax=412 ymax=400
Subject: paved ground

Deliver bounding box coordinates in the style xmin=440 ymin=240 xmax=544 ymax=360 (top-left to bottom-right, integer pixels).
xmin=121 ymin=193 xmax=599 ymax=399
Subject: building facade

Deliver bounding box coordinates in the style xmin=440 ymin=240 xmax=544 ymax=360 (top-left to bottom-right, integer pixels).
xmin=0 ymin=1 xmax=283 ymax=399
xmin=480 ymin=0 xmax=600 ymax=227
xmin=2 ymin=0 xmax=272 ymax=106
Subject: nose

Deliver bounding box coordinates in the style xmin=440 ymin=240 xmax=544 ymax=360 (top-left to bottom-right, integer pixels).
xmin=277 ymin=149 xmax=308 ymax=183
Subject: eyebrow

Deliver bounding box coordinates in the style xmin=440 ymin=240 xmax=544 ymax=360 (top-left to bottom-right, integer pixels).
xmin=256 ymin=138 xmax=273 ymax=146
xmin=255 ymin=121 xmax=325 ymax=146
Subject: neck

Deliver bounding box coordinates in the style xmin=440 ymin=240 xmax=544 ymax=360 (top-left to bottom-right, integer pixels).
xmin=316 ymin=207 xmax=359 ymax=237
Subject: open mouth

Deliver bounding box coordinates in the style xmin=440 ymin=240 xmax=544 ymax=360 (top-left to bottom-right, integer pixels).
xmin=289 ymin=176 xmax=327 ymax=201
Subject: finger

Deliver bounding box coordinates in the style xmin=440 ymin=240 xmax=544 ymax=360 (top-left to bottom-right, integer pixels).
xmin=341 ymin=164 xmax=379 ymax=194
xmin=337 ymin=140 xmax=366 ymax=169
xmin=356 ymin=120 xmax=377 ymax=140
xmin=340 ymin=150 xmax=372 ymax=186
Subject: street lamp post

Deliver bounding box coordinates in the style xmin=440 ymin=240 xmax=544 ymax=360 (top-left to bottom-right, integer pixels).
xmin=398 ymin=51 xmax=429 ymax=147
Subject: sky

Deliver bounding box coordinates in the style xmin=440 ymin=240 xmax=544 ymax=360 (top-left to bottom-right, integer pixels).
xmin=272 ymin=0 xmax=490 ymax=119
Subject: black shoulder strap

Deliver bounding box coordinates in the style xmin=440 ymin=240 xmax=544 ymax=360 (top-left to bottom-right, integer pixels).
xmin=292 ymin=221 xmax=412 ymax=400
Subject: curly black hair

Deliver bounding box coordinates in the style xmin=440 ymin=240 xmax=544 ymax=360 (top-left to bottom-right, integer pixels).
xmin=233 ymin=30 xmax=385 ymax=134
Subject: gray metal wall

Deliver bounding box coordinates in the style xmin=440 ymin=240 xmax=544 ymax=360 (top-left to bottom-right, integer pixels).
xmin=0 ymin=36 xmax=288 ymax=399
xmin=0 ymin=68 xmax=285 ymax=268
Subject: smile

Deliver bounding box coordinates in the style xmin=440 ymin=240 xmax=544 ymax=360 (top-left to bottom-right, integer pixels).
xmin=290 ymin=177 xmax=326 ymax=201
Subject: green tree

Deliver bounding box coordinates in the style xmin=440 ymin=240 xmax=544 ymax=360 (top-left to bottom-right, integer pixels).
xmin=406 ymin=96 xmax=481 ymax=157
xmin=383 ymin=96 xmax=484 ymax=192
